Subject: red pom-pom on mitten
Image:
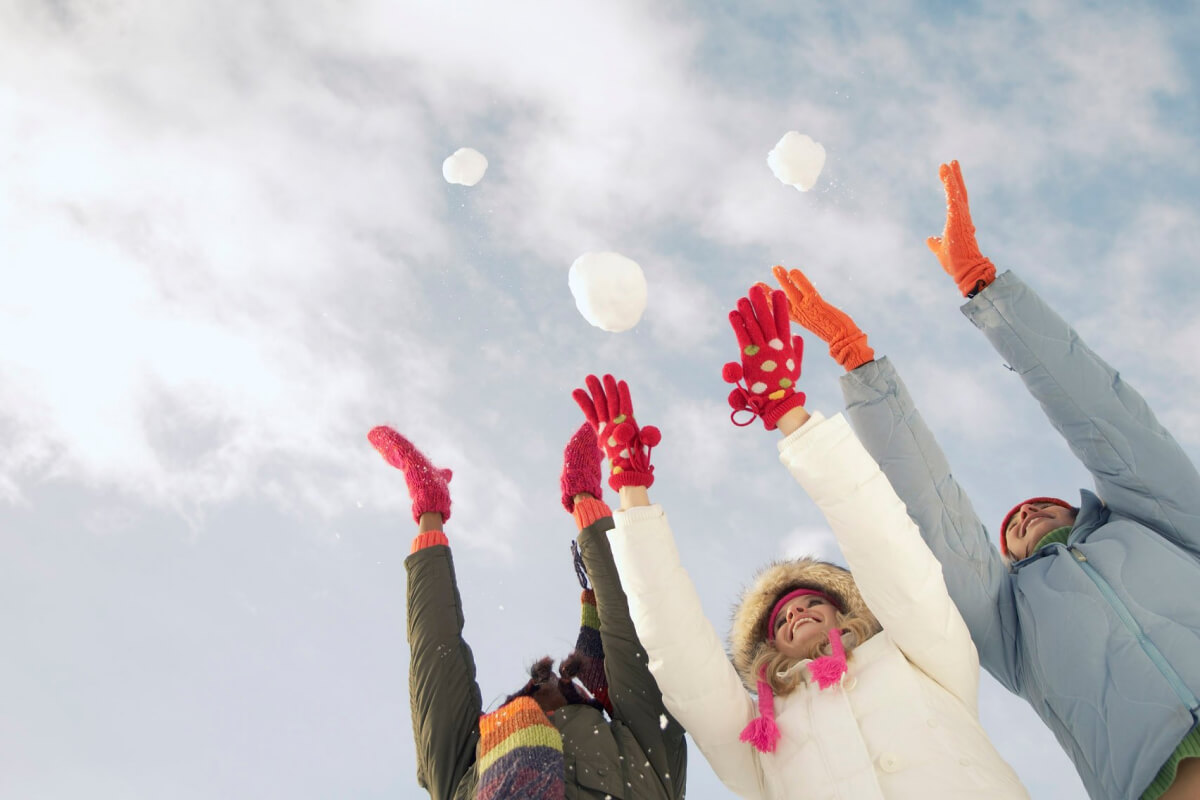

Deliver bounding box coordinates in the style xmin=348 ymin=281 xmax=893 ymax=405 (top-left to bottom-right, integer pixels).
xmin=367 ymin=426 xmax=453 ymax=523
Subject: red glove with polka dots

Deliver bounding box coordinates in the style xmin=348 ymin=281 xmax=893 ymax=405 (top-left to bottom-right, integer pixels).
xmin=572 ymin=374 xmax=660 ymax=491
xmin=723 ymin=285 xmax=807 ymax=430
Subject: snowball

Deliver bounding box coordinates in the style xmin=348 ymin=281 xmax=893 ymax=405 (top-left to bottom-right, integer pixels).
xmin=567 ymin=252 xmax=647 ymax=333
xmin=442 ymin=147 xmax=488 ymax=186
xmin=767 ymin=132 xmax=826 ymax=191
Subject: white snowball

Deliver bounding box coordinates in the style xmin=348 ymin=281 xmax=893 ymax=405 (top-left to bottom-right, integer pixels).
xmin=767 ymin=132 xmax=826 ymax=191
xmin=441 ymin=147 xmax=488 ymax=186
xmin=567 ymin=252 xmax=648 ymax=333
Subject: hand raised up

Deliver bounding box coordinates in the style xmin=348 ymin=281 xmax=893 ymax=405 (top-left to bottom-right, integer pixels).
xmin=927 ymin=159 xmax=996 ymax=297
xmin=572 ymin=374 xmax=661 ymax=491
xmin=770 ymin=266 xmax=873 ymax=371
xmin=722 ymin=284 xmax=807 ymax=430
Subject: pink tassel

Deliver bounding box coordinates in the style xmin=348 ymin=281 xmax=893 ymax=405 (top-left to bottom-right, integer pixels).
xmin=809 ymin=628 xmax=847 ymax=689
xmin=739 ymin=670 xmax=781 ymax=753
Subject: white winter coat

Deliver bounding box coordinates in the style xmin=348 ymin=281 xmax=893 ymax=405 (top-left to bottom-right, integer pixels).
xmin=607 ymin=411 xmax=1028 ymax=800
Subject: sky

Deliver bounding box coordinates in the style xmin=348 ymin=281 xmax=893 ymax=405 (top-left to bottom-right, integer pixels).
xmin=1 ymin=1 xmax=1198 ymax=797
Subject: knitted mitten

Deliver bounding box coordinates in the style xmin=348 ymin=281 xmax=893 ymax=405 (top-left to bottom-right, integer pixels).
xmin=476 ymin=696 xmax=565 ymax=800
xmin=560 ymin=424 xmax=604 ymax=512
xmin=926 ymin=160 xmax=996 ymax=297
xmin=768 ymin=267 xmax=874 ymax=371
xmin=572 ymin=374 xmax=660 ymax=491
xmin=722 ymin=285 xmax=807 ymax=430
xmin=367 ymin=426 xmax=452 ymax=524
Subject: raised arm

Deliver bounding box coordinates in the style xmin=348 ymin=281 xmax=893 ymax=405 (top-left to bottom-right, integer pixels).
xmin=558 ymin=425 xmax=686 ymax=799
xmin=370 ymin=427 xmax=481 ymax=800
xmin=771 ymin=267 xmax=1022 ymax=691
xmin=930 ymin=160 xmax=1200 ymax=556
xmin=572 ymin=375 xmax=765 ymax=799
xmin=776 ymin=408 xmax=980 ymax=706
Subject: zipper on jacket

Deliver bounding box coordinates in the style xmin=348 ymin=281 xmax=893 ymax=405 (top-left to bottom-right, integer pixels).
xmin=1069 ymin=547 xmax=1199 ymax=711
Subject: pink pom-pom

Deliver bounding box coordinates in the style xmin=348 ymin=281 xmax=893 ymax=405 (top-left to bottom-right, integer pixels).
xmin=640 ymin=426 xmax=661 ymax=447
xmin=809 ymin=629 xmax=847 ymax=689
xmin=739 ymin=716 xmax=781 ymax=753
xmin=722 ymin=362 xmax=743 ymax=384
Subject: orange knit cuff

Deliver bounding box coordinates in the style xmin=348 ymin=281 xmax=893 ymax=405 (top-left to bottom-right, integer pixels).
xmin=830 ymin=330 xmax=875 ymax=372
xmin=572 ymin=497 xmax=613 ymax=530
xmin=411 ymin=530 xmax=449 ymax=553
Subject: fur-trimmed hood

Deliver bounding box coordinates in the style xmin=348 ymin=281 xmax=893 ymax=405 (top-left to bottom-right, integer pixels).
xmin=729 ymin=557 xmax=881 ymax=688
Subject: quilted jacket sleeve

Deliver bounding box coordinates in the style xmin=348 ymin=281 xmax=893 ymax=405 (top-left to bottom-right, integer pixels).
xmin=777 ymin=411 xmax=981 ymax=709
xmin=964 ymin=270 xmax=1200 ymax=558
xmin=608 ymin=506 xmax=767 ymax=800
xmin=405 ymin=545 xmax=483 ymax=800
xmin=840 ymin=357 xmax=1022 ymax=692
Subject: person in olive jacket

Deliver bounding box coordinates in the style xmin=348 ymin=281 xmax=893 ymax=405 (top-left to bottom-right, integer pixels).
xmin=368 ymin=422 xmax=687 ymax=800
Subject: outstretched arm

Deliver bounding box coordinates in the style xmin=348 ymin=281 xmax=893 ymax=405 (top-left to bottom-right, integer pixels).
xmin=559 ymin=425 xmax=686 ymax=799
xmin=769 ymin=268 xmax=1022 ymax=690
xmin=370 ymin=427 xmax=482 ymax=800
xmin=572 ymin=377 xmax=764 ymax=799
xmin=927 ymin=160 xmax=1200 ymax=555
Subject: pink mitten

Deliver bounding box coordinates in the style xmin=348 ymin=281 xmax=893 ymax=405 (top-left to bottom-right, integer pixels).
xmin=572 ymin=374 xmax=661 ymax=491
xmin=367 ymin=426 xmax=453 ymax=523
xmin=560 ymin=423 xmax=604 ymax=511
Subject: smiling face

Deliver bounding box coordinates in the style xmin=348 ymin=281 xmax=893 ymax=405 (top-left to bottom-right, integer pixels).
xmin=1005 ymin=501 xmax=1078 ymax=560
xmin=771 ymin=594 xmax=838 ymax=659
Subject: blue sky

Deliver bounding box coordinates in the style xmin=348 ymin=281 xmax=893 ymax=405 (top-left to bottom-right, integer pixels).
xmin=2 ymin=1 xmax=1198 ymax=797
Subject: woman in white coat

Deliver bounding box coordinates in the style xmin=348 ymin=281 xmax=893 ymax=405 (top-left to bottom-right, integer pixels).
xmin=571 ymin=286 xmax=1029 ymax=800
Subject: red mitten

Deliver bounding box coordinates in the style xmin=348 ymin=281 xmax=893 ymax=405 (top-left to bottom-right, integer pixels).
xmin=367 ymin=426 xmax=453 ymax=523
xmin=572 ymin=374 xmax=660 ymax=491
xmin=560 ymin=423 xmax=604 ymax=511
xmin=926 ymin=160 xmax=996 ymax=297
xmin=723 ymin=285 xmax=807 ymax=430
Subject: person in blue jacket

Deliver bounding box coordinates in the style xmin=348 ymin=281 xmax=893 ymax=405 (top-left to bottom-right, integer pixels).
xmin=766 ymin=160 xmax=1200 ymax=800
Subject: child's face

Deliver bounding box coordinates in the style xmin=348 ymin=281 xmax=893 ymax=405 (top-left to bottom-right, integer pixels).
xmin=771 ymin=594 xmax=837 ymax=659
xmin=1005 ymin=502 xmax=1077 ymax=559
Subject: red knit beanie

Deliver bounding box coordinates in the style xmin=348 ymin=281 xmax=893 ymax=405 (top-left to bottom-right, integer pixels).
xmin=999 ymin=497 xmax=1074 ymax=555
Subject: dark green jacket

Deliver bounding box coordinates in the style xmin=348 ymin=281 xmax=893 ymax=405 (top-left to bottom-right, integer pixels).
xmin=405 ymin=515 xmax=687 ymax=800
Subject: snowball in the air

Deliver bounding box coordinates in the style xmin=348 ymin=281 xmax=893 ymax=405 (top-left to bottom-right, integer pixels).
xmin=568 ymin=252 xmax=648 ymax=333
xmin=442 ymin=147 xmax=488 ymax=186
xmin=767 ymin=132 xmax=826 ymax=191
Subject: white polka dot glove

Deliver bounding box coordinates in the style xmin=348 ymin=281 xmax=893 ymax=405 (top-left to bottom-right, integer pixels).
xmin=723 ymin=285 xmax=807 ymax=430
xmin=572 ymin=374 xmax=661 ymax=491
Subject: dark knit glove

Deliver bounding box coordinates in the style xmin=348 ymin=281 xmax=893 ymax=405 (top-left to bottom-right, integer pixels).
xmin=723 ymin=285 xmax=807 ymax=430
xmin=367 ymin=426 xmax=453 ymax=523
xmin=560 ymin=423 xmax=604 ymax=512
xmin=926 ymin=159 xmax=996 ymax=297
xmin=572 ymin=374 xmax=660 ymax=491
xmin=769 ymin=267 xmax=874 ymax=371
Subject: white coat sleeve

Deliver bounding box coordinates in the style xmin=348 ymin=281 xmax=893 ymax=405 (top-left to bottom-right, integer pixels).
xmin=608 ymin=505 xmax=767 ymax=800
xmin=777 ymin=411 xmax=980 ymax=710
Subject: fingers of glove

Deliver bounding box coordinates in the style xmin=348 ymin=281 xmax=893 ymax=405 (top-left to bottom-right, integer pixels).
xmin=926 ymin=235 xmax=944 ymax=255
xmin=573 ymin=386 xmax=600 ymax=429
xmin=771 ymin=289 xmax=792 ymax=345
xmin=791 ymin=334 xmax=805 ymax=375
xmin=728 ymin=308 xmax=756 ymax=352
xmin=602 ymin=374 xmax=623 ymax=422
xmin=438 ymin=467 xmax=454 ymax=484
xmin=748 ymin=284 xmax=778 ymax=342
xmin=736 ymin=296 xmax=767 ymax=347
xmin=616 ymin=378 xmax=635 ymax=422
xmin=584 ymin=374 xmax=609 ymax=425
xmin=951 ymin=160 xmax=969 ymax=206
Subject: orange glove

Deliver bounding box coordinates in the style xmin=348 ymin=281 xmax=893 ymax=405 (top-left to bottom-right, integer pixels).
xmin=766 ymin=267 xmax=874 ymax=371
xmin=926 ymin=159 xmax=995 ymax=297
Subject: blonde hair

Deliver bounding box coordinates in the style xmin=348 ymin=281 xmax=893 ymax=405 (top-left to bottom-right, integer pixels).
xmin=748 ymin=610 xmax=879 ymax=696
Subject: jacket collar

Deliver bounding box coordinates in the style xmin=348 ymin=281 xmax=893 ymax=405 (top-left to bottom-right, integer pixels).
xmin=1010 ymin=489 xmax=1106 ymax=569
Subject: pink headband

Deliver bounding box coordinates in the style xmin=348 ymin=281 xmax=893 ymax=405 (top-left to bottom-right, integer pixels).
xmin=766 ymin=588 xmax=840 ymax=641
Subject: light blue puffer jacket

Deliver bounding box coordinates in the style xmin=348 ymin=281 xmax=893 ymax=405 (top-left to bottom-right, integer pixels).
xmin=839 ymin=270 xmax=1200 ymax=800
